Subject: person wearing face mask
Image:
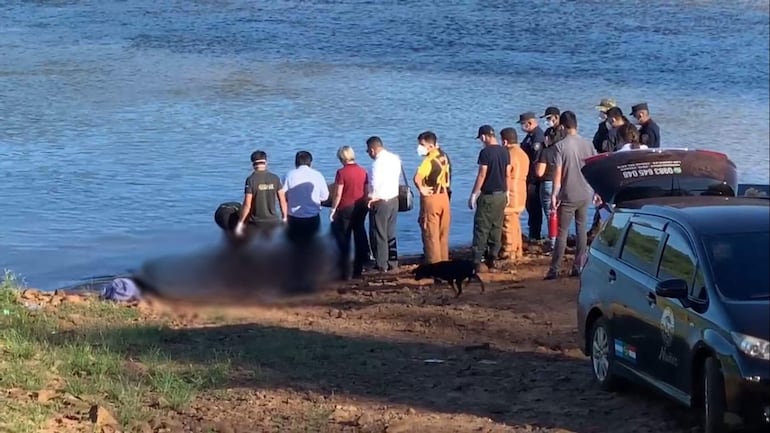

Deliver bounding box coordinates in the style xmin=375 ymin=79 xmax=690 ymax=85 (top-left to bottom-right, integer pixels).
xmin=541 ymin=106 xmax=567 ymax=148
xmin=413 ymin=131 xmax=451 ymax=264
xmin=605 ymin=106 xmax=636 ymax=152
xmin=519 ymin=112 xmax=546 ymax=243
xmin=630 ymin=102 xmax=660 ymax=148
xmin=592 ymin=98 xmax=617 ymax=153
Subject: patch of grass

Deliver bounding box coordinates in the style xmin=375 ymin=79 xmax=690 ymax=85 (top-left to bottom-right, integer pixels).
xmin=0 ymin=270 xmax=233 ymax=432
xmin=0 ymin=396 xmax=54 ymax=433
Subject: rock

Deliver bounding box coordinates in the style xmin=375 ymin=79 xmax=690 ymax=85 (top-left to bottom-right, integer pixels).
xmin=21 ymin=288 xmax=41 ymax=299
xmin=35 ymin=389 xmax=58 ymax=403
xmin=64 ymin=295 xmax=85 ymax=304
xmin=150 ymin=396 xmax=170 ymax=409
xmin=405 ymin=408 xmax=416 ymax=415
xmin=130 ymin=422 xmax=153 ymax=433
xmin=88 ymin=405 xmax=118 ymax=426
xmin=385 ymin=420 xmax=413 ymax=433
xmin=331 ymin=405 xmax=358 ymax=423
xmin=215 ymin=421 xmax=235 ymax=433
xmin=355 ymin=413 xmax=376 ymax=427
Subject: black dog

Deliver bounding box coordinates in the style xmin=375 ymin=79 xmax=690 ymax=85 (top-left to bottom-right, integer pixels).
xmin=412 ymin=259 xmax=485 ymax=298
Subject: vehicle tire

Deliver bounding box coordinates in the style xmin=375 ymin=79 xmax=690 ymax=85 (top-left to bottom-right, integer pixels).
xmin=214 ymin=202 xmax=242 ymax=232
xmin=703 ymin=357 xmax=727 ymax=433
xmin=589 ymin=317 xmax=617 ymax=392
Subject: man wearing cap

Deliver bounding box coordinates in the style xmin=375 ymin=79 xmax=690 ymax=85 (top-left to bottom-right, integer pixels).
xmin=605 ymin=106 xmax=636 ymax=152
xmin=499 ymin=127 xmax=529 ymax=261
xmin=519 ymin=112 xmax=546 ymax=242
xmin=469 ymin=125 xmax=511 ymax=271
xmin=545 ymin=111 xmax=597 ymax=280
xmin=541 ymin=106 xmax=566 ymax=147
xmin=631 ymin=102 xmax=660 ymax=148
xmin=414 ymin=131 xmax=451 ymax=264
xmin=593 ymin=98 xmax=616 ymax=153
xmin=235 ymin=150 xmax=287 ymax=238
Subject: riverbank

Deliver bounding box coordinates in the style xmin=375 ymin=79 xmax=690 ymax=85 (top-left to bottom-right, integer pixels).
xmin=0 ymin=250 xmax=697 ymax=433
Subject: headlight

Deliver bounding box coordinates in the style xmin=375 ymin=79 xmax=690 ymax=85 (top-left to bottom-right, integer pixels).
xmin=731 ymin=332 xmax=770 ymax=360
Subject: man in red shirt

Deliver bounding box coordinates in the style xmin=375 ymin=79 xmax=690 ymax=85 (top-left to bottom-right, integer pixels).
xmin=329 ymin=146 xmax=371 ymax=280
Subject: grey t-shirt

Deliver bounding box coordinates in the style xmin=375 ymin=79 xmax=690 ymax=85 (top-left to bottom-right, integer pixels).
xmin=554 ymin=134 xmax=597 ymax=203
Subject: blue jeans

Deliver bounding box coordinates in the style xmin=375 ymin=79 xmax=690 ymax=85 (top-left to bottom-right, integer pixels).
xmin=539 ymin=181 xmax=555 ymax=247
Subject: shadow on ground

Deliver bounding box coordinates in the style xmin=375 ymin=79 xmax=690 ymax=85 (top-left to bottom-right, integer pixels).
xmin=40 ymin=321 xmax=697 ymax=433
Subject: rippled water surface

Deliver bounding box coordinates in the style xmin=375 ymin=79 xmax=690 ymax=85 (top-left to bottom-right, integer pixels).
xmin=1 ymin=0 xmax=768 ymax=290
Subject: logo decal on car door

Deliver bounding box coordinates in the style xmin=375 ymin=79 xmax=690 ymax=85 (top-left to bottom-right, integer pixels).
xmin=658 ymin=306 xmax=679 ymax=366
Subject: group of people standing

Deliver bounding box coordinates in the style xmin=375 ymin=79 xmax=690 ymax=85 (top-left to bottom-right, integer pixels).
xmin=230 ymin=98 xmax=661 ymax=282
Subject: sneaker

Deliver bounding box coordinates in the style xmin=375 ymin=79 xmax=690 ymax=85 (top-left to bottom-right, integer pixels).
xmin=544 ymin=271 xmax=558 ymax=280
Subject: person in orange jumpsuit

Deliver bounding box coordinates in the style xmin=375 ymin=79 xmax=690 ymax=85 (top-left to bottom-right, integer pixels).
xmin=499 ymin=127 xmax=530 ymax=261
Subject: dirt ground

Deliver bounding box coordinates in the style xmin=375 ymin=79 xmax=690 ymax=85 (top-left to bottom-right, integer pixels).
xmin=105 ymin=246 xmax=700 ymax=433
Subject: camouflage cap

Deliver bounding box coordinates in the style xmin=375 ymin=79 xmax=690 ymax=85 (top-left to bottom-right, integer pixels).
xmin=595 ymin=98 xmax=617 ymax=112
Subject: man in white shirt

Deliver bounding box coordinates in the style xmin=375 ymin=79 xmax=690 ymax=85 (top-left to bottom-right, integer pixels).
xmin=278 ymin=151 xmax=330 ymax=244
xmin=365 ymin=136 xmax=402 ymax=272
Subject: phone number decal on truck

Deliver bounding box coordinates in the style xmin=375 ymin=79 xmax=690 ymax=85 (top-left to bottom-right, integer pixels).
xmin=617 ymin=160 xmax=683 ymax=179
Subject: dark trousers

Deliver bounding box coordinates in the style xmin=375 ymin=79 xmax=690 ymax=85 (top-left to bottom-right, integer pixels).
xmin=471 ymin=192 xmax=507 ymax=264
xmin=525 ymin=181 xmax=543 ymax=240
xmin=368 ymin=197 xmax=399 ymax=271
xmin=250 ymin=220 xmax=281 ymax=239
xmin=286 ymin=215 xmax=320 ymax=245
xmin=331 ymin=204 xmax=370 ymax=278
xmin=548 ymin=199 xmax=591 ymax=275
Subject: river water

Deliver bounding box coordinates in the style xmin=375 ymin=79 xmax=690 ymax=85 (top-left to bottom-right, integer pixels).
xmin=1 ymin=0 xmax=768 ymax=291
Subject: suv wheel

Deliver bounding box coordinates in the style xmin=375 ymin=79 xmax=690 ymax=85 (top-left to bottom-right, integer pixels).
xmin=590 ymin=317 xmax=617 ymax=391
xmin=703 ymin=357 xmax=727 ymax=433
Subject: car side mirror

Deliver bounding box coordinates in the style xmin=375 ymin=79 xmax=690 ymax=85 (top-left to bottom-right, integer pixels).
xmin=655 ymin=278 xmax=689 ymax=299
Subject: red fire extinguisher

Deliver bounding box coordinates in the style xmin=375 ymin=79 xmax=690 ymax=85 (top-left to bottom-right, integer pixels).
xmin=548 ymin=211 xmax=559 ymax=239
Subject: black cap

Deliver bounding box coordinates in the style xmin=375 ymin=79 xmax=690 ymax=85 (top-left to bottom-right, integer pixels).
xmin=476 ymin=124 xmax=494 ymax=139
xmin=631 ymin=102 xmax=649 ymax=114
xmin=540 ymin=106 xmax=560 ymax=118
xmin=250 ymin=150 xmax=267 ymax=164
xmin=517 ymin=112 xmax=537 ymax=124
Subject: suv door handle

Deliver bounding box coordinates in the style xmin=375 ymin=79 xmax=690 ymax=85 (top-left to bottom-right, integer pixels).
xmin=608 ymin=270 xmax=616 ymax=283
xmin=647 ymin=292 xmax=656 ymax=306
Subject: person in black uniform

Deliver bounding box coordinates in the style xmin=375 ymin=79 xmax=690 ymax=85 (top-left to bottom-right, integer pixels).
xmin=631 ymin=102 xmax=661 ymax=148
xmin=518 ymin=112 xmax=546 ymax=242
xmin=592 ymin=98 xmax=616 ymax=153
xmin=540 ymin=106 xmax=567 ymax=147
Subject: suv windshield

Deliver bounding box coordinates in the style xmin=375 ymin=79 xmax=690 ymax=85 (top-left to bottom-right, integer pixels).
xmin=704 ymin=232 xmax=770 ymax=300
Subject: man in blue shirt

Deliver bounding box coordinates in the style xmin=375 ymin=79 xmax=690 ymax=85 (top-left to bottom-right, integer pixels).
xmin=279 ymin=151 xmax=330 ymax=244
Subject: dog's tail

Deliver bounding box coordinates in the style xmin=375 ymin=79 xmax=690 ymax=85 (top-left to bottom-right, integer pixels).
xmin=471 ymin=272 xmax=486 ymax=293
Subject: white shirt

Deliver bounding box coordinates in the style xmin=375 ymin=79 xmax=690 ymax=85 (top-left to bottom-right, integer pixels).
xmin=618 ymin=142 xmax=649 ymax=151
xmin=280 ymin=165 xmax=329 ymax=218
xmin=369 ymin=149 xmax=402 ymax=201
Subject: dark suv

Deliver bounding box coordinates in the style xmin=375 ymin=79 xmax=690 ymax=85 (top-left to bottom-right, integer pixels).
xmin=576 ymin=149 xmax=770 ymax=433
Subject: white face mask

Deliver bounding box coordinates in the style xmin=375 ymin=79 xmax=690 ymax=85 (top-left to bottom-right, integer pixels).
xmin=416 ymin=145 xmax=429 ymax=157
xmin=545 ymin=119 xmax=554 ymax=128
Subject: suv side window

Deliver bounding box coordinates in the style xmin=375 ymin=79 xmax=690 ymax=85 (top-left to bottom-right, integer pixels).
xmin=593 ymin=212 xmax=631 ymax=255
xmin=657 ymin=228 xmax=697 ymax=287
xmin=619 ymin=222 xmax=665 ymax=274
xmin=691 ymin=268 xmax=707 ymax=301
